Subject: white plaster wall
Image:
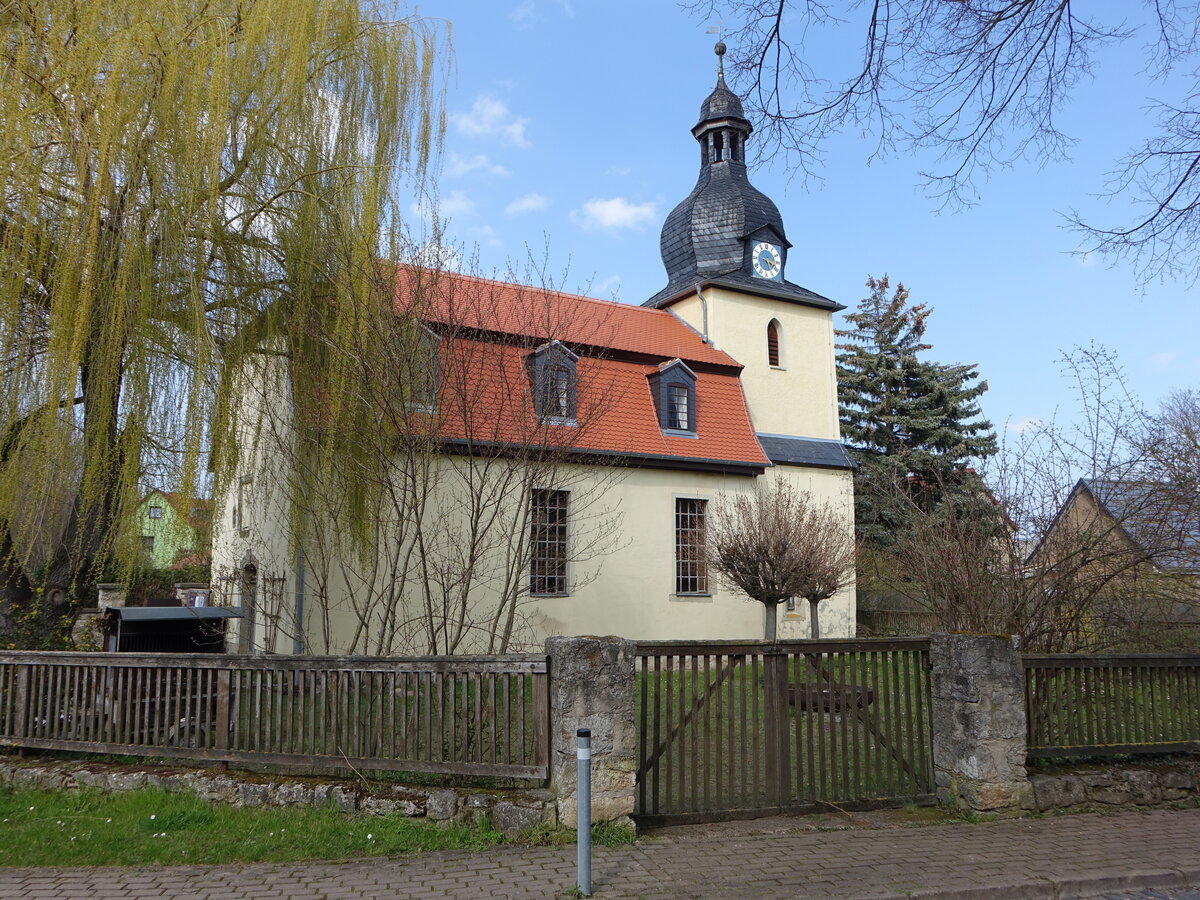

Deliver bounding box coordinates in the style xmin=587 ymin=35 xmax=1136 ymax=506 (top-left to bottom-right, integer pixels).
xmin=668 ymin=287 xmax=841 ymax=441
xmin=210 ymin=348 xmax=297 ymax=654
xmin=212 ymin=284 xmax=857 ymax=654
xmin=295 ymin=457 xmax=855 ymax=654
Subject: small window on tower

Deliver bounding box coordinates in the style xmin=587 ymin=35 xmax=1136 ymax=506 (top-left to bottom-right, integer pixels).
xmin=767 ymin=319 xmax=783 ymax=368
xmin=713 ymin=131 xmax=724 ymax=162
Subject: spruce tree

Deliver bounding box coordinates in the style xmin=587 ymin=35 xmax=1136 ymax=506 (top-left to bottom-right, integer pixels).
xmin=837 ymin=276 xmax=998 ymax=548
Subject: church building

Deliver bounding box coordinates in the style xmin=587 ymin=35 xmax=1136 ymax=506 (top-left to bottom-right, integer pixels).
xmin=210 ymin=46 xmax=856 ymax=654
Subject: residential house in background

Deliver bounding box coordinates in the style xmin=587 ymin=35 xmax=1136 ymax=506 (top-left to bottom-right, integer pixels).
xmin=1028 ymin=477 xmax=1200 ymax=645
xmin=211 ymin=49 xmax=857 ymax=654
xmin=137 ymin=489 xmax=212 ymax=569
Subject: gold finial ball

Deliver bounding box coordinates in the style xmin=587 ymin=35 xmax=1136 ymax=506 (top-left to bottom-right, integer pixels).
xmin=715 ymin=40 xmax=727 ymax=57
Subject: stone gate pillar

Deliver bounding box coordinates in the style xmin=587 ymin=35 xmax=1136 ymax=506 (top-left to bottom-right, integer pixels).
xmin=545 ymin=635 xmax=637 ymax=827
xmin=930 ymin=632 xmax=1035 ymax=813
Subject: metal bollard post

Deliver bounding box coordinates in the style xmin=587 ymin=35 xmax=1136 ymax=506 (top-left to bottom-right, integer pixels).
xmin=576 ymin=727 xmax=592 ymax=897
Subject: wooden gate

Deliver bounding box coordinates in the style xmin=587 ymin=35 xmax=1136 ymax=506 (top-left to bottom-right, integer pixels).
xmin=634 ymin=638 xmax=934 ymax=824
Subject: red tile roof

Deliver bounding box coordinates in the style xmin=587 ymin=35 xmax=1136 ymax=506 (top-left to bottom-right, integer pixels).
xmin=397 ymin=269 xmax=768 ymax=470
xmin=397 ymin=268 xmax=740 ymax=369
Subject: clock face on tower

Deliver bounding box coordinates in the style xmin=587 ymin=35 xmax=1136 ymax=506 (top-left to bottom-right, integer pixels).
xmin=751 ymin=241 xmax=782 ymax=280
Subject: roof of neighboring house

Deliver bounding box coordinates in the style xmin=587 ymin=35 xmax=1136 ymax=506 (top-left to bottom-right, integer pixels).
xmin=1081 ymin=478 xmax=1200 ymax=572
xmin=396 ymin=268 xmax=771 ymax=472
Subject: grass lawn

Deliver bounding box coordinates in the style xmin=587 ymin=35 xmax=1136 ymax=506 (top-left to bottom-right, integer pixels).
xmin=0 ymin=786 xmax=508 ymax=867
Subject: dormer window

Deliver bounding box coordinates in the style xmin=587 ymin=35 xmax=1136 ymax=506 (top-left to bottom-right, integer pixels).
xmin=528 ymin=341 xmax=578 ymax=424
xmin=409 ymin=325 xmax=440 ymax=410
xmin=648 ymin=359 xmax=697 ymax=435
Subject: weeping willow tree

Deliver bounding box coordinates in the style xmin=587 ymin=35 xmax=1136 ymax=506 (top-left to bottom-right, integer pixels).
xmin=0 ymin=0 xmax=445 ymax=632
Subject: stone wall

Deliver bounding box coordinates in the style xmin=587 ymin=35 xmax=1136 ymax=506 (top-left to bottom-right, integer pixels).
xmin=1031 ymin=761 xmax=1200 ymax=812
xmin=545 ymin=635 xmax=637 ymax=826
xmin=0 ymin=760 xmax=553 ymax=838
xmin=930 ymin=633 xmax=1035 ymax=813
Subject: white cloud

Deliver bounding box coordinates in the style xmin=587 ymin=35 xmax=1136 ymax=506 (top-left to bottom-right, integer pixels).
xmin=1150 ymin=350 xmax=1180 ymax=370
xmin=508 ymin=0 xmax=573 ymax=23
xmin=446 ymin=152 xmax=510 ymax=178
xmin=1006 ymin=417 xmax=1044 ymax=435
xmin=593 ymin=274 xmax=622 ymax=299
xmin=452 ymin=96 xmax=530 ymax=148
xmin=508 ymin=0 xmax=535 ymax=23
xmin=505 ymin=192 xmax=549 ymax=215
xmin=471 ymin=225 xmax=503 ymax=249
xmin=408 ymin=241 xmax=463 ymax=272
xmin=439 ymin=189 xmax=475 ymax=218
xmin=571 ymin=197 xmax=658 ymax=232
xmin=409 ymin=190 xmax=474 ymax=229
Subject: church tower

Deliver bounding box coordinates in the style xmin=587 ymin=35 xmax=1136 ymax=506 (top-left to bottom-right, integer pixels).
xmin=644 ymin=43 xmax=851 ymax=468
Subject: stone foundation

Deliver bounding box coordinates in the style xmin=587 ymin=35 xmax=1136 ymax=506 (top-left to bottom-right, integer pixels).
xmin=0 ymin=759 xmax=554 ymax=838
xmin=1031 ymin=761 xmax=1200 ymax=812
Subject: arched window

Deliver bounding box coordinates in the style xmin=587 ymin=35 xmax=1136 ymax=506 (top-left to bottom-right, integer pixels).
xmin=767 ymin=319 xmax=782 ymax=367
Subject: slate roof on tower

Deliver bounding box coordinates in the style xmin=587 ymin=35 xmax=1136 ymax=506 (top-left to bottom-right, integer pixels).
xmin=644 ymin=46 xmax=842 ymax=312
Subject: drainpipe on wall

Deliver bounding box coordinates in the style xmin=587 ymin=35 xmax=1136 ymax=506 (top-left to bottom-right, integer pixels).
xmin=696 ymin=285 xmax=710 ymax=344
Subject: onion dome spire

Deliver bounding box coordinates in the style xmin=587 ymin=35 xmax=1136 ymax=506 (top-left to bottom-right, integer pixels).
xmin=643 ymin=43 xmax=839 ymax=312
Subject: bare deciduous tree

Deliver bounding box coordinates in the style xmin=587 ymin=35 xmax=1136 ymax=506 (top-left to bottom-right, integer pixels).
xmin=708 ymin=481 xmax=855 ymax=640
xmin=230 ymin=256 xmax=628 ymax=655
xmin=690 ymin=1 xmax=1200 ymax=282
xmin=871 ymin=347 xmax=1200 ymax=651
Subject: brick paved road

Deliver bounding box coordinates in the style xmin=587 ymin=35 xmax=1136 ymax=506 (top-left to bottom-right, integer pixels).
xmin=1 ymin=807 xmax=1198 ymax=899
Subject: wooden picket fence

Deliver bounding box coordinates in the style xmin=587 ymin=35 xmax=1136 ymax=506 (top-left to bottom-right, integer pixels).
xmin=634 ymin=638 xmax=935 ymax=824
xmin=1025 ymin=653 xmax=1200 ymax=758
xmin=0 ymin=651 xmax=549 ymax=779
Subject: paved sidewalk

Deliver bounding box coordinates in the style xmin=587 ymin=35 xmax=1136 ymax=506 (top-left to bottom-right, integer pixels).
xmin=1 ymin=807 xmax=1199 ymax=899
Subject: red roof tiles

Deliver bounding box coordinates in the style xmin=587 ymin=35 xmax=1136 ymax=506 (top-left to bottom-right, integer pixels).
xmin=398 ymin=269 xmax=768 ymax=470
xmin=397 ymin=268 xmax=739 ymax=369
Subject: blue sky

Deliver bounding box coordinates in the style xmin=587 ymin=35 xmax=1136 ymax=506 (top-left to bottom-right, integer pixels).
xmin=415 ymin=1 xmax=1199 ymax=441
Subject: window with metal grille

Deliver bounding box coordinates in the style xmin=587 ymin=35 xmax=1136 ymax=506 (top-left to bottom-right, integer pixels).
xmin=667 ymin=384 xmax=690 ymax=431
xmin=675 ymin=498 xmax=709 ymax=594
xmin=767 ymin=319 xmax=781 ymax=366
xmin=530 ymin=489 xmax=569 ymax=595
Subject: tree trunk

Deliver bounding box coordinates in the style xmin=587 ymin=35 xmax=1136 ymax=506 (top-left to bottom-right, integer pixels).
xmin=808 ymin=598 xmax=821 ymax=639
xmin=764 ymin=601 xmax=777 ymax=641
